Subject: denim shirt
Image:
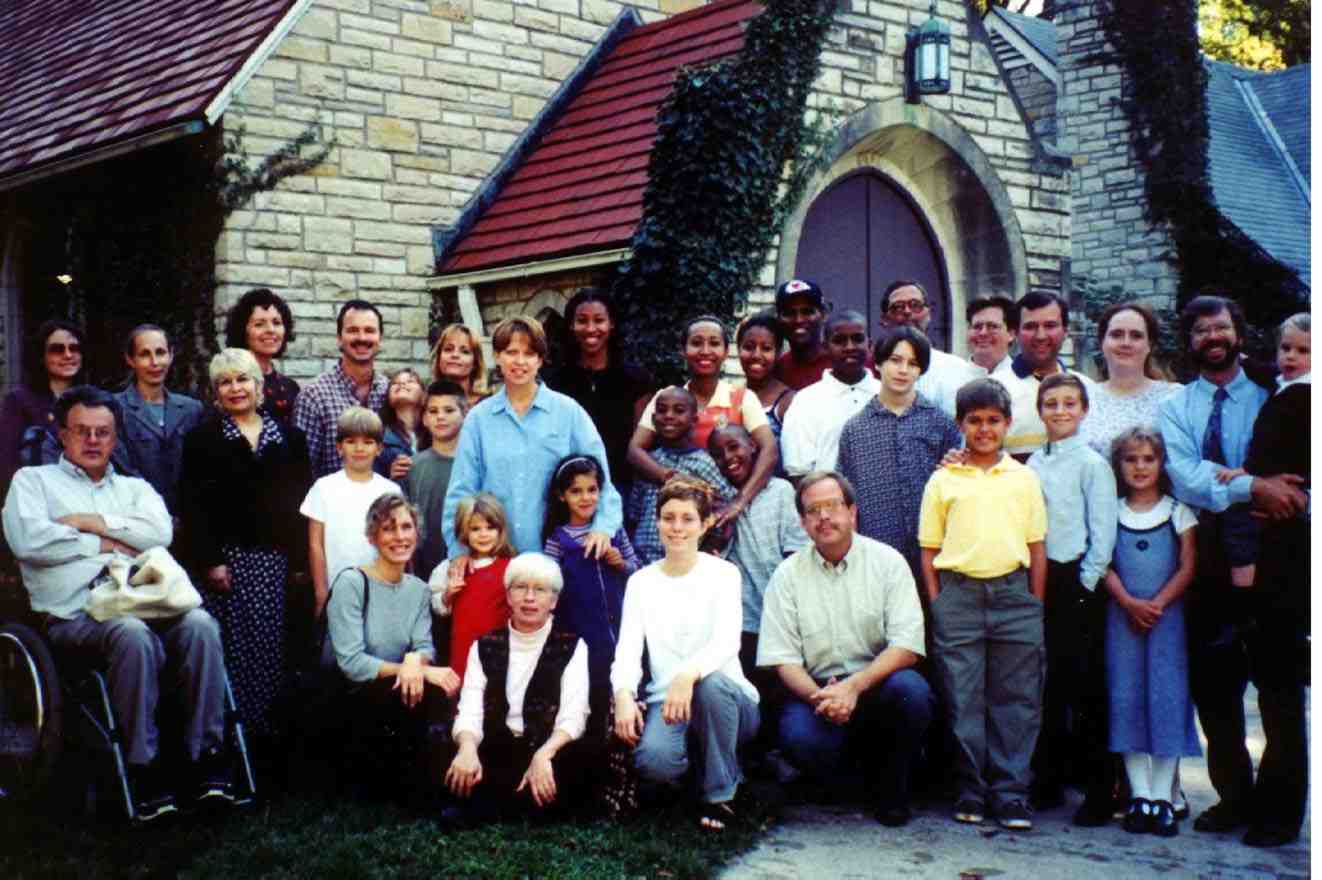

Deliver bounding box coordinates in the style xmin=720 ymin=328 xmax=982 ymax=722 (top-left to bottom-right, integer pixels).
xmin=441 ymin=383 xmax=622 ymax=557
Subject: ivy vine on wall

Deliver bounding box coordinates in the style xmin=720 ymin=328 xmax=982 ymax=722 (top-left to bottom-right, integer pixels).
xmin=611 ymin=0 xmax=838 ymax=384
xmin=1092 ymin=0 xmax=1307 ymax=339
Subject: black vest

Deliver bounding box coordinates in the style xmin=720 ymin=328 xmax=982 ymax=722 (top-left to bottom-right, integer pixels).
xmin=477 ymin=625 xmax=580 ymax=749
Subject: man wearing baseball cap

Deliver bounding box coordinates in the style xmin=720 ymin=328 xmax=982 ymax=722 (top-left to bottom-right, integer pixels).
xmin=773 ymin=279 xmax=832 ymax=390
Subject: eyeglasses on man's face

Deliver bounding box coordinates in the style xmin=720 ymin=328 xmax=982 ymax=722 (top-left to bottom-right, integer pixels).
xmin=886 ymin=299 xmax=928 ymax=316
xmin=803 ymin=498 xmax=848 ymax=519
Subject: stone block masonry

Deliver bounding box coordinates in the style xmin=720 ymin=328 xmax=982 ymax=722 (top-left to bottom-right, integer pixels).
xmin=1055 ymin=0 xmax=1179 ymax=304
xmin=218 ymin=0 xmax=661 ymax=380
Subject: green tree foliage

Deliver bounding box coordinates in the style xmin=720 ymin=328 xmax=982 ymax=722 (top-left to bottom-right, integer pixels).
xmin=611 ymin=0 xmax=837 ymax=384
xmin=1199 ymin=0 xmax=1309 ymax=69
xmin=1094 ymin=0 xmax=1307 ymax=346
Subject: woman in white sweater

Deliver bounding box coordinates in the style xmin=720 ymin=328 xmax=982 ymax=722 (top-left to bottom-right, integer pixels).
xmin=611 ymin=475 xmax=760 ymax=831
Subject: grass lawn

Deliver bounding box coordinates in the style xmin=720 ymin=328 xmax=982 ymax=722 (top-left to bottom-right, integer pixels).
xmin=0 ymin=786 xmax=779 ymax=879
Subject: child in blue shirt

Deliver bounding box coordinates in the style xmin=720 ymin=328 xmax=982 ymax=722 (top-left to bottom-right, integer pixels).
xmin=1026 ymin=373 xmax=1118 ymax=825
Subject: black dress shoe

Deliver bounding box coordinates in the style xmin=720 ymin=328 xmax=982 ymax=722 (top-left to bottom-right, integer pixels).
xmin=1151 ymin=800 xmax=1178 ymax=837
xmin=1242 ymin=826 xmax=1299 ymax=848
xmin=1122 ymin=798 xmax=1153 ymax=834
xmin=1072 ymin=797 xmax=1112 ymax=827
xmin=1193 ymin=801 xmax=1248 ymax=833
xmin=875 ymin=804 xmax=913 ymax=827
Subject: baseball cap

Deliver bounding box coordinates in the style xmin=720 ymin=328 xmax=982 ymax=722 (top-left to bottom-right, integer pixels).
xmin=775 ymin=279 xmax=825 ymax=310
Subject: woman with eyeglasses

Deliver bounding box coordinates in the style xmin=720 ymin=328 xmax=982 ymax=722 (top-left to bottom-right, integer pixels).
xmin=443 ymin=551 xmax=593 ymax=825
xmin=0 ymin=320 xmax=89 ymax=489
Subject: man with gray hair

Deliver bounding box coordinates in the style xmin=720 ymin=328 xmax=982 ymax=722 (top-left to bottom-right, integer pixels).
xmin=2 ymin=385 xmax=231 ymax=823
xmin=758 ymin=471 xmax=934 ymax=826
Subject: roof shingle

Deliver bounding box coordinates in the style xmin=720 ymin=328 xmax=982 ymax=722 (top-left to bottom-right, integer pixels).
xmin=0 ymin=0 xmax=303 ymax=184
xmin=437 ymin=0 xmax=762 ymax=276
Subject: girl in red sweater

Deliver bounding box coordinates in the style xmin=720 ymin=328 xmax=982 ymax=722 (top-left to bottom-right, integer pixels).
xmin=436 ymin=493 xmax=515 ymax=679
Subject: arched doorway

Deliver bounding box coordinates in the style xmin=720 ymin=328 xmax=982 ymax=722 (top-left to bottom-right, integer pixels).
xmin=794 ymin=170 xmax=951 ymax=349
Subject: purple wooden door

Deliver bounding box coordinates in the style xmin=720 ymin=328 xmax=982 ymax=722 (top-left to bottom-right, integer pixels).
xmin=794 ymin=171 xmax=951 ymax=349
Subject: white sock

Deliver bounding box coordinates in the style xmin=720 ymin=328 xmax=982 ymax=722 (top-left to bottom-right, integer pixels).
xmin=1150 ymin=756 xmax=1178 ymax=805
xmin=1124 ymin=752 xmax=1153 ymax=800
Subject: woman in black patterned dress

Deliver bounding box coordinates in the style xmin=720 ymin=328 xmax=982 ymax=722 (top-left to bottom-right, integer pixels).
xmin=181 ymin=348 xmax=311 ymax=752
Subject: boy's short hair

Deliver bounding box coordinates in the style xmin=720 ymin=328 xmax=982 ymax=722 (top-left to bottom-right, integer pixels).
xmin=656 ymin=475 xmax=716 ymax=519
xmin=706 ymin=423 xmax=754 ymax=457
xmin=873 ymin=326 xmax=932 ymax=374
xmin=794 ymin=471 xmax=857 ymax=515
xmin=955 ymin=378 xmax=1012 ymax=422
xmin=426 ymin=379 xmax=470 ymax=413
xmin=491 ymin=316 xmax=548 ymax=359
xmin=1279 ymin=311 xmax=1310 ymax=340
xmin=336 ymin=406 xmax=384 ymax=442
xmin=1035 ymin=372 xmax=1090 ymax=411
xmin=504 ymin=552 xmax=564 ymax=594
xmin=656 ymin=384 xmax=697 ymax=412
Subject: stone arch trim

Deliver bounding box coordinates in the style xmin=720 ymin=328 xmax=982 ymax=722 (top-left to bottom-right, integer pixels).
xmin=779 ymin=99 xmax=1029 ymax=355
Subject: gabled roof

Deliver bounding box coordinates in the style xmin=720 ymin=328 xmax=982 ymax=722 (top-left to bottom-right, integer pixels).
xmin=0 ymin=0 xmax=312 ymax=191
xmin=1206 ymin=59 xmax=1311 ymax=286
xmin=434 ymin=0 xmax=762 ymax=279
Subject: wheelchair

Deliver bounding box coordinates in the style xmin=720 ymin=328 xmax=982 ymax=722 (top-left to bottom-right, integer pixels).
xmin=0 ymin=585 xmax=257 ymax=822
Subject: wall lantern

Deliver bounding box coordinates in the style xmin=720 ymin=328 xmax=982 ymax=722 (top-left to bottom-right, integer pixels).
xmin=905 ymin=1 xmax=951 ymax=104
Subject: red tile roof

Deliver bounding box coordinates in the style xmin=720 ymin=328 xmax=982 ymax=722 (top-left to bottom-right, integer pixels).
xmin=438 ymin=0 xmax=763 ymax=276
xmin=0 ymin=0 xmax=303 ymax=185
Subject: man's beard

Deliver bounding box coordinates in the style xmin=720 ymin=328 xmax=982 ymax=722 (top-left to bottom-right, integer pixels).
xmin=1192 ymin=338 xmax=1241 ymax=370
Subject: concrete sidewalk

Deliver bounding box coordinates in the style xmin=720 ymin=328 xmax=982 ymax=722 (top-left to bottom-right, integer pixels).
xmin=723 ymin=686 xmax=1311 ymax=879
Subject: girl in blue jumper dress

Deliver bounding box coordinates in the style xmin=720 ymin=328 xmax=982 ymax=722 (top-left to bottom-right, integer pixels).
xmin=1104 ymin=426 xmax=1200 ymax=837
xmin=542 ymin=454 xmax=640 ymax=736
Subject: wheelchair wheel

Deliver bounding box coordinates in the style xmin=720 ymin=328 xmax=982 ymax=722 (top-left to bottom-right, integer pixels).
xmin=0 ymin=622 xmax=63 ymax=801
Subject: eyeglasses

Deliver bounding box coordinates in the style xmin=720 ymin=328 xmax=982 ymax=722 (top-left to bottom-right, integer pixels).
xmin=46 ymin=342 xmax=82 ymax=355
xmin=1191 ymin=321 xmax=1236 ymax=340
xmin=67 ymin=426 xmax=113 ymax=441
xmin=803 ymin=498 xmax=847 ymax=519
xmin=886 ymin=300 xmax=928 ymax=316
xmin=508 ymin=583 xmax=554 ymax=598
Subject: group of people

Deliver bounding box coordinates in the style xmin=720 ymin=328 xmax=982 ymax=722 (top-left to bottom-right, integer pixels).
xmin=0 ymin=280 xmax=1308 ymax=850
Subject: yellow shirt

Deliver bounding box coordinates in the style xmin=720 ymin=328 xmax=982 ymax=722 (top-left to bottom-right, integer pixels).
xmin=918 ymin=454 xmax=1047 ymax=578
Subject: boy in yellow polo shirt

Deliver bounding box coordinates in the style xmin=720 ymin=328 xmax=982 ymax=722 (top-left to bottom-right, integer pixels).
xmin=919 ymin=378 xmax=1047 ymax=831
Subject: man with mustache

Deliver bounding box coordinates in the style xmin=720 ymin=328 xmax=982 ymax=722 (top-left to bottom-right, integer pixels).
xmin=1158 ymin=294 xmax=1308 ymax=847
xmin=294 ymin=300 xmax=389 ymax=478
xmin=779 ymin=311 xmax=878 ymax=482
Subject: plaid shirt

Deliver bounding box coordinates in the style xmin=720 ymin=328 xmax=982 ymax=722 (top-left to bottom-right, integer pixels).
xmin=293 ymin=361 xmax=388 ymax=478
xmin=837 ymin=395 xmax=962 ymax=577
xmin=626 ymin=446 xmax=736 ymax=565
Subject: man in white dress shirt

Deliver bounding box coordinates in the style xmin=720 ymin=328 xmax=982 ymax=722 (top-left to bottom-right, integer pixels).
xmin=965 ymin=295 xmax=1018 ymax=377
xmin=878 ymin=280 xmax=977 ymax=416
xmin=779 ymin=311 xmax=879 ymax=481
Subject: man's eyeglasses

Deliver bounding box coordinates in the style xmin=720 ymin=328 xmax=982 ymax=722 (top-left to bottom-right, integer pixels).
xmin=886 ymin=300 xmax=928 ymax=316
xmin=67 ymin=426 xmax=113 ymax=441
xmin=46 ymin=342 xmax=82 ymax=355
xmin=803 ymin=498 xmax=847 ymax=519
xmin=508 ymin=583 xmax=554 ymax=598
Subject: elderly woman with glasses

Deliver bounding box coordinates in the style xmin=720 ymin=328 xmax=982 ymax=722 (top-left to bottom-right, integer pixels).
xmin=180 ymin=348 xmax=312 ymax=753
xmin=443 ymin=552 xmax=593 ymax=825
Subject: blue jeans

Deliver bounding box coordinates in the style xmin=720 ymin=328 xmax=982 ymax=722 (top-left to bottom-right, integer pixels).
xmin=779 ymin=667 xmax=934 ymax=808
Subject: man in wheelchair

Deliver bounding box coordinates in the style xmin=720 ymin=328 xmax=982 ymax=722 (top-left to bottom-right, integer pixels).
xmin=2 ymin=385 xmax=234 ymax=822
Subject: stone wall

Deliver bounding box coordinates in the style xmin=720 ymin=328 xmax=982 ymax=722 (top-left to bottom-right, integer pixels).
xmin=1055 ymin=0 xmax=1178 ymax=308
xmin=1008 ymin=65 xmax=1057 ymax=142
xmin=217 ymin=0 xmax=674 ymax=380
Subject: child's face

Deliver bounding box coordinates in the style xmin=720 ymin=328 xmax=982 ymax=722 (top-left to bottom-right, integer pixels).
xmin=1038 ymin=386 xmax=1086 ymax=442
xmin=560 ymin=473 xmax=600 ymax=525
xmin=337 ymin=434 xmax=382 ymax=472
xmin=658 ymin=498 xmax=705 ymax=554
xmin=388 ymin=372 xmax=424 ymax=408
xmin=709 ymin=431 xmax=755 ymax=487
xmin=1277 ymin=325 xmax=1310 ymax=381
xmin=422 ymin=394 xmax=465 ymax=443
xmin=466 ymin=514 xmax=500 ymax=556
xmin=880 ymin=341 xmax=922 ymax=397
xmin=737 ymin=325 xmax=777 ymax=383
xmin=653 ymin=391 xmax=695 ymax=444
xmin=959 ymin=406 xmax=1009 ymax=459
xmin=1119 ymin=441 xmax=1160 ymax=495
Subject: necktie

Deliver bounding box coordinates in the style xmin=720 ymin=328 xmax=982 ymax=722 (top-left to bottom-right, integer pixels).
xmin=1202 ymin=387 xmax=1228 ymax=465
